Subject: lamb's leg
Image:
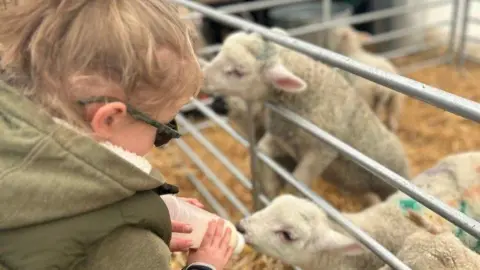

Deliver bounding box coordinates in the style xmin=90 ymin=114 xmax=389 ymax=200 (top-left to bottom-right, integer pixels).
xmin=386 ymin=93 xmax=404 ymax=132
xmin=374 ymin=90 xmax=391 ymax=123
xmin=373 ymin=93 xmax=384 ymax=117
xmin=284 ymin=148 xmax=338 ymax=196
xmin=256 ymin=132 xmax=289 ymax=199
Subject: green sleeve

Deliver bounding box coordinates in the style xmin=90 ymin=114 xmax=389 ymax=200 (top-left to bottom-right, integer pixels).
xmin=73 ymin=226 xmax=172 ymax=270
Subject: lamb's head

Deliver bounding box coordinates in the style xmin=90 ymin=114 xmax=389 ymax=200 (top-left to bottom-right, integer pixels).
xmin=236 ymin=194 xmax=364 ymax=267
xmin=327 ymin=25 xmax=372 ymax=54
xmin=201 ymin=29 xmax=307 ymax=101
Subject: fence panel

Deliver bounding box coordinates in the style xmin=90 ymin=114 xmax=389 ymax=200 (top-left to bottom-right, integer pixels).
xmin=175 ymin=0 xmax=480 ymax=269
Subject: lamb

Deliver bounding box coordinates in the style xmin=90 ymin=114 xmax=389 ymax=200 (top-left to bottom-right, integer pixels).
xmin=235 ymin=151 xmax=480 ymax=270
xmin=223 ymin=96 xmax=266 ymax=142
xmin=326 ymin=26 xmax=405 ymax=132
xmin=226 ymin=96 xmax=299 ymax=181
xmin=378 ymin=230 xmax=480 ymax=270
xmin=200 ymin=27 xmax=410 ymax=202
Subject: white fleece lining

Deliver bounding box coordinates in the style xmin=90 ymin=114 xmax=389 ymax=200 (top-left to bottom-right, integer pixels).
xmin=52 ymin=117 xmax=153 ymax=174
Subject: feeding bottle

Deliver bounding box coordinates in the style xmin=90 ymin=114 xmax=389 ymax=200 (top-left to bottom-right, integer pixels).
xmin=160 ymin=194 xmax=245 ymax=254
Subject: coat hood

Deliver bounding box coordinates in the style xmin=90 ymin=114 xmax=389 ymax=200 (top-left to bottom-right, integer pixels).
xmin=0 ymin=80 xmax=173 ymax=230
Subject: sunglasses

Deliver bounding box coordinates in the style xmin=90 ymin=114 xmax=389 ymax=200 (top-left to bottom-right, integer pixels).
xmin=77 ymin=96 xmax=181 ymax=147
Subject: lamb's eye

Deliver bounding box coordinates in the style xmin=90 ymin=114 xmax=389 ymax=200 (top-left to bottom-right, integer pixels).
xmin=276 ymin=230 xmax=295 ymax=242
xmin=225 ymin=67 xmax=245 ymax=78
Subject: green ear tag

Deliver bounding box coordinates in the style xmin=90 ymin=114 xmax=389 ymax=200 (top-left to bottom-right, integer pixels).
xmin=399 ymin=199 xmax=421 ymax=213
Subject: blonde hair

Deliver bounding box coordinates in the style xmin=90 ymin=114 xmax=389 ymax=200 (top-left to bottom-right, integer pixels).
xmin=0 ymin=0 xmax=202 ymax=128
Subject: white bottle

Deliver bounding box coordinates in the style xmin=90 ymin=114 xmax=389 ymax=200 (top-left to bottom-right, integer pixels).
xmin=161 ymin=194 xmax=245 ymax=255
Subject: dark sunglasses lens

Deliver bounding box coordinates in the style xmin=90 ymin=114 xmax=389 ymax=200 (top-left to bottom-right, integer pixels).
xmin=154 ymin=132 xmax=172 ymax=147
xmin=167 ymin=119 xmax=178 ymax=131
xmin=154 ymin=119 xmax=179 ymax=147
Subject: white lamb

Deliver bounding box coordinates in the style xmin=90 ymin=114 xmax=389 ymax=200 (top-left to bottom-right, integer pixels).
xmin=235 ymin=151 xmax=480 ymax=270
xmin=223 ymin=96 xmax=266 ymax=142
xmin=327 ymin=26 xmax=405 ymax=132
xmin=378 ymin=230 xmax=480 ymax=270
xmin=377 ymin=202 xmax=480 ymax=270
xmin=200 ymin=27 xmax=410 ymax=202
xmin=225 ymin=96 xmax=298 ymax=180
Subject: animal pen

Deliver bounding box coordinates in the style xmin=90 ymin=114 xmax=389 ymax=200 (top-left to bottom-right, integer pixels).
xmin=165 ymin=0 xmax=480 ymax=269
xmin=1 ymin=0 xmax=480 ymax=269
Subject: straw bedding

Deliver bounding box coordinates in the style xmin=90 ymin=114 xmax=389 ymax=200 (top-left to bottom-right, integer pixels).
xmin=149 ymin=55 xmax=480 ymax=270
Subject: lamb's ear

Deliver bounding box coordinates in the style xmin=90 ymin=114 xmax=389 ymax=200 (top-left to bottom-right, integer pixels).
xmin=264 ymin=62 xmax=307 ymax=93
xmin=318 ymin=230 xmax=365 ymax=256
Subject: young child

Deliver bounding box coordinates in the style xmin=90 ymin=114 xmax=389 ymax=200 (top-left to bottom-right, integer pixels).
xmin=0 ymin=1 xmax=234 ymax=270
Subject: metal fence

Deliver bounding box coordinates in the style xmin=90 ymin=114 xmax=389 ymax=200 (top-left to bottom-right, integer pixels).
xmin=192 ymin=0 xmax=461 ymax=74
xmin=458 ymin=0 xmax=480 ymax=66
xmin=172 ymin=0 xmax=480 ymax=269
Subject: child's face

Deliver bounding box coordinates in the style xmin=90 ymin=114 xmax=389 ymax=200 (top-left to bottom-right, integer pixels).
xmin=86 ymin=93 xmax=192 ymax=156
xmin=80 ymin=46 xmax=201 ymax=156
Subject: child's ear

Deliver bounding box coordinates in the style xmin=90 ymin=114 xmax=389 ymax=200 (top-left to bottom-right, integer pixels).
xmin=317 ymin=230 xmax=365 ymax=256
xmin=264 ymin=62 xmax=307 ymax=93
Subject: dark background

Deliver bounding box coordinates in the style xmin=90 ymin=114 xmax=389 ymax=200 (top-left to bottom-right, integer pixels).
xmin=200 ymin=0 xmax=376 ymax=45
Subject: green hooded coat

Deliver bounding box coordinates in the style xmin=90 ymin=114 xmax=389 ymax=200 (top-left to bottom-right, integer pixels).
xmin=0 ymin=80 xmax=176 ymax=270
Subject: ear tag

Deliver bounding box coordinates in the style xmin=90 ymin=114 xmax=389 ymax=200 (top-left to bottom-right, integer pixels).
xmin=398 ymin=198 xmax=422 ymax=214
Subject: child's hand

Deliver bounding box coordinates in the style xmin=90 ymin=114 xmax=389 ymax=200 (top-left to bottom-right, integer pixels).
xmin=187 ymin=219 xmax=234 ymax=270
xmin=180 ymin=197 xmax=205 ymax=209
xmin=170 ymin=220 xmax=193 ymax=252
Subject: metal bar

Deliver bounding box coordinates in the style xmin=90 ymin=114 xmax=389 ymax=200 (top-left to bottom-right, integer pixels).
xmin=322 ymin=0 xmax=332 ymax=46
xmin=364 ymin=20 xmax=450 ymax=46
xmin=174 ymin=139 xmax=251 ymax=216
xmin=399 ymin=55 xmax=450 ymax=75
xmin=468 ymin=36 xmax=480 ymax=43
xmin=199 ymin=20 xmax=450 ymax=56
xmin=466 ymin=54 xmax=480 ymax=64
xmin=181 ymin=0 xmax=311 ymax=20
xmin=458 ymin=0 xmax=471 ymax=68
xmin=178 ymin=0 xmax=480 ymax=122
xmin=447 ymin=0 xmax=460 ymax=62
xmin=286 ymin=0 xmax=450 ymax=38
xmin=470 ymin=17 xmax=480 ymax=24
xmin=190 ymin=99 xmax=250 ymax=147
xmin=177 ymin=119 xmax=223 ymax=136
xmin=176 ymin=113 xmax=270 ymax=205
xmin=265 ymin=103 xmax=480 ymax=239
xmin=199 ymin=44 xmax=222 ymax=56
xmin=185 ymin=173 xmax=231 ymax=219
xmin=379 ymin=41 xmax=443 ymax=59
xmin=254 ymin=150 xmax=410 ymax=270
xmin=245 ymin=101 xmax=263 ymax=211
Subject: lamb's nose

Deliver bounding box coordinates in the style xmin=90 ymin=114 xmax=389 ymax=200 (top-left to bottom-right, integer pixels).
xmin=235 ymin=222 xmax=246 ymax=234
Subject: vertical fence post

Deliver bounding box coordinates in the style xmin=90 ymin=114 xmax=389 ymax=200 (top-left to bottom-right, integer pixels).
xmin=322 ymin=0 xmax=332 ymax=47
xmin=447 ymin=0 xmax=460 ymax=63
xmin=457 ymin=0 xmax=471 ymax=69
xmin=246 ymin=100 xmax=262 ymax=211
